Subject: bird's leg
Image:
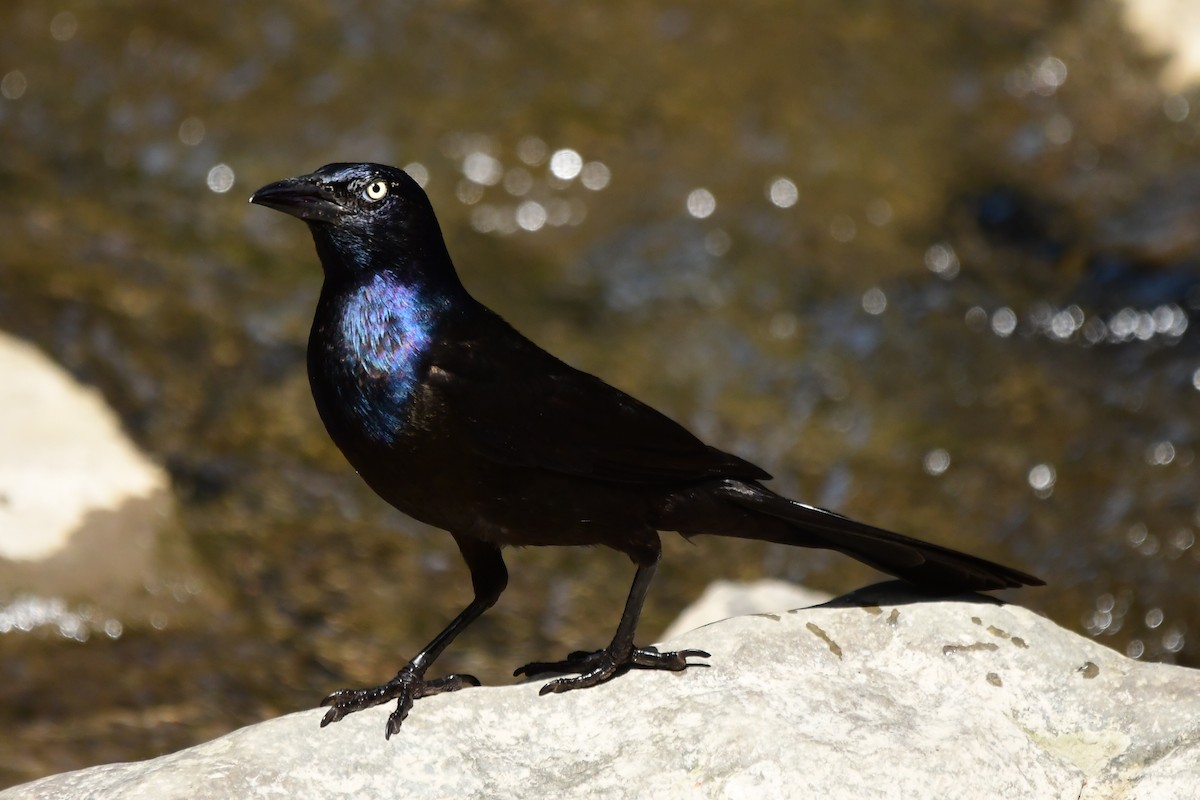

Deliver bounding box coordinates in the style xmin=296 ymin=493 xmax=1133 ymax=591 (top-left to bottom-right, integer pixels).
xmin=513 ymin=553 xmax=709 ymax=695
xmin=321 ymin=539 xmax=506 ymax=737
xmin=319 ymin=608 xmax=483 ymax=737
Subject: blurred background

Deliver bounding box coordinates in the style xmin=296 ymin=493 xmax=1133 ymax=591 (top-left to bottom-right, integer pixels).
xmin=3 ymin=0 xmax=1200 ymax=786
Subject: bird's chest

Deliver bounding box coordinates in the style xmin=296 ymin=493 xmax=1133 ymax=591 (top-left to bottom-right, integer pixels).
xmin=308 ymin=277 xmax=442 ymax=448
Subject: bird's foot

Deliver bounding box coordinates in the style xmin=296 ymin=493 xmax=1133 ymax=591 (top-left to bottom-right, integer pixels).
xmin=513 ymin=645 xmax=710 ymax=695
xmin=320 ymin=665 xmax=480 ymax=738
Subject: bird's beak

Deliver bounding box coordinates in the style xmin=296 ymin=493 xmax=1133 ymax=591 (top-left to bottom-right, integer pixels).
xmin=249 ymin=175 xmax=343 ymax=223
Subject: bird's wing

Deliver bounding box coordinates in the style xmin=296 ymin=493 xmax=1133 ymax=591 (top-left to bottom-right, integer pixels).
xmin=423 ymin=315 xmax=770 ymax=486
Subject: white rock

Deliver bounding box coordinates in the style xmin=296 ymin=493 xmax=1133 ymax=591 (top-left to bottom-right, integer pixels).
xmin=5 ymin=581 xmax=1197 ymax=800
xmin=0 ymin=334 xmax=165 ymax=561
xmin=658 ymin=577 xmax=830 ymax=640
xmin=0 ymin=332 xmax=173 ymax=608
xmin=1120 ymin=0 xmax=1200 ymax=89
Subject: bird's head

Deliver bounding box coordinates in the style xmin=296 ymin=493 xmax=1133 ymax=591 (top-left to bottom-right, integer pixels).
xmin=250 ymin=162 xmax=457 ymax=285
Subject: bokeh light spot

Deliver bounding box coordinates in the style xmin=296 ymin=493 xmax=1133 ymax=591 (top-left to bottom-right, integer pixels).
xmin=463 ymin=152 xmax=502 ymax=186
xmin=829 ymin=215 xmax=856 ymax=242
xmin=178 ymin=116 xmax=205 ymax=146
xmin=549 ymin=149 xmax=583 ymax=180
xmin=923 ymin=449 xmax=951 ymax=476
xmin=517 ymin=136 xmax=547 ymax=166
xmin=580 ymin=161 xmax=611 ymax=191
xmin=865 ymin=198 xmax=893 ymax=226
xmin=925 ymin=242 xmax=959 ymax=279
xmin=862 ymin=287 xmax=887 ymax=315
xmin=1 ymin=70 xmax=28 ymax=100
xmin=403 ymin=162 xmax=429 ymax=188
xmin=1028 ymin=463 xmax=1056 ymax=497
xmin=516 ymin=200 xmax=547 ymax=232
xmin=1164 ymin=94 xmax=1190 ymax=122
xmin=991 ymin=307 xmax=1018 ymax=337
xmin=206 ymin=163 xmax=235 ymax=193
xmin=767 ymin=177 xmax=798 ymax=208
xmin=50 ymin=11 xmax=79 ymax=42
xmin=686 ymin=188 xmax=716 ymax=219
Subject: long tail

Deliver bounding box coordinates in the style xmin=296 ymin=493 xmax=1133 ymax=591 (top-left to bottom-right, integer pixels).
xmin=705 ymin=480 xmax=1044 ymax=592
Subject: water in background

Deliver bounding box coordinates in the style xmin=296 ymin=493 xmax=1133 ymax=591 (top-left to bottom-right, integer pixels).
xmin=3 ymin=0 xmax=1199 ymax=785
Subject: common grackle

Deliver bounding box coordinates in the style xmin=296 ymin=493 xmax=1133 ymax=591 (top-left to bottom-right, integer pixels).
xmin=250 ymin=163 xmax=1042 ymax=738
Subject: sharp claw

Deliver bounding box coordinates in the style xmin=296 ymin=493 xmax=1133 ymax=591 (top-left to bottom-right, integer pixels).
xmin=317 ymin=667 xmax=482 ymax=735
xmin=385 ymin=705 xmax=409 ymax=739
xmin=526 ymin=644 xmax=708 ymax=695
xmin=514 ymin=663 xmax=544 ymax=678
xmin=514 ymin=648 xmax=606 ymax=678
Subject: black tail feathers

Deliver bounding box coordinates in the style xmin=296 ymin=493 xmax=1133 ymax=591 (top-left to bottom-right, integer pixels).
xmin=713 ymin=480 xmax=1043 ymax=593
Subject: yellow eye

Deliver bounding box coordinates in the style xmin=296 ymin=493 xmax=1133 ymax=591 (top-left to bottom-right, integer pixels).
xmin=363 ymin=181 xmax=388 ymax=201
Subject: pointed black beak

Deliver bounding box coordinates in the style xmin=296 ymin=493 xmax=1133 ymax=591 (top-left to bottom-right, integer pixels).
xmin=249 ymin=175 xmax=343 ymax=223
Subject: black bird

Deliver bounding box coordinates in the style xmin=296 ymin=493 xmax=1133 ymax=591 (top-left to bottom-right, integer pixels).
xmin=249 ymin=162 xmax=1043 ymax=738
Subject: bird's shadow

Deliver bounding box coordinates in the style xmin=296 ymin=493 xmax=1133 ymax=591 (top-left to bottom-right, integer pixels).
xmin=816 ymin=579 xmax=1014 ymax=610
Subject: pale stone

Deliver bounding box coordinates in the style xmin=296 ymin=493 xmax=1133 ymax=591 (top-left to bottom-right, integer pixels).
xmin=658 ymin=577 xmax=830 ymax=640
xmin=5 ymin=581 xmax=1198 ymax=800
xmin=0 ymin=332 xmax=188 ymax=621
xmin=0 ymin=334 xmax=165 ymax=562
xmin=1121 ymin=0 xmax=1200 ymax=89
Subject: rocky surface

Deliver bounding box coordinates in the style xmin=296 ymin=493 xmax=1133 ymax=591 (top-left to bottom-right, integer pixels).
xmin=0 ymin=332 xmax=173 ymax=607
xmin=1121 ymin=0 xmax=1200 ymax=89
xmin=4 ymin=580 xmax=1197 ymax=800
xmin=657 ymin=577 xmax=830 ymax=641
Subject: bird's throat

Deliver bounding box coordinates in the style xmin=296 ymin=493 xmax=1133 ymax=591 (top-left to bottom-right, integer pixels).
xmin=310 ymin=272 xmax=446 ymax=445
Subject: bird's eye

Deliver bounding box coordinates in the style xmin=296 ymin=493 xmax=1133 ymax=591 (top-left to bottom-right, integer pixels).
xmin=363 ymin=181 xmax=388 ymax=202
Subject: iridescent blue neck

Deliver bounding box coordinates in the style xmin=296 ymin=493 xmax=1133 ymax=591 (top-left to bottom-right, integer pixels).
xmin=314 ymin=270 xmax=454 ymax=445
